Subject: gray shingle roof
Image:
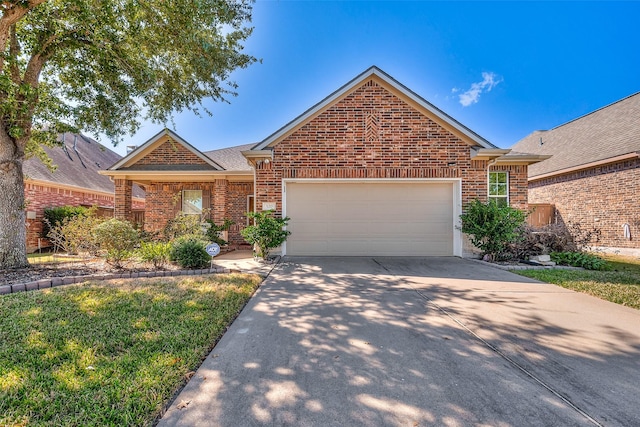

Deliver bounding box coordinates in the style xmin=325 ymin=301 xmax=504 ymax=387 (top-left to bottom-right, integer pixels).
xmin=203 ymin=143 xmax=254 ymax=171
xmin=511 ymin=92 xmax=640 ymax=178
xmin=23 ymin=133 xmax=145 ymax=198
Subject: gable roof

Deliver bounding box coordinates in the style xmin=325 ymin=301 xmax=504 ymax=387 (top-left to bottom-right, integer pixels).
xmin=23 ymin=133 xmax=145 ymax=198
xmin=512 ymin=91 xmax=640 ymax=178
xmin=203 ymin=143 xmax=254 ymax=171
xmin=251 ymin=66 xmax=498 ymax=151
xmin=108 ymin=128 xmax=224 ymax=171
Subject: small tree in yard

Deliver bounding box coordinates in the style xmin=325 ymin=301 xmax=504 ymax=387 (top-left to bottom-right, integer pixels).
xmin=241 ymin=211 xmax=291 ymax=260
xmin=460 ymin=199 xmax=527 ymax=261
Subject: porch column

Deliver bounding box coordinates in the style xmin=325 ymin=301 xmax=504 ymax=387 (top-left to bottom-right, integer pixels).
xmin=213 ymin=179 xmax=228 ymax=224
xmin=114 ymin=179 xmax=133 ymax=222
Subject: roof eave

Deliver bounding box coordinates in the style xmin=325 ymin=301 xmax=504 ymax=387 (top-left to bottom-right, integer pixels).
xmin=529 ymin=152 xmax=639 ymax=181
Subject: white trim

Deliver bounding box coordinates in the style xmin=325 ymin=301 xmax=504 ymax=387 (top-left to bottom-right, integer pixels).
xmin=281 ymin=178 xmax=462 ymax=257
xmin=488 ymin=171 xmax=509 ymax=206
xmin=252 ymin=66 xmax=496 ymax=151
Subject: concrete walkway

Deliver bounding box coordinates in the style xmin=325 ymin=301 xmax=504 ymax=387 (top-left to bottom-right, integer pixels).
xmin=159 ymin=257 xmax=640 ymax=427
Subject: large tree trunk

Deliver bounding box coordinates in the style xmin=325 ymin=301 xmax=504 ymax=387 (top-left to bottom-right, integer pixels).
xmin=0 ymin=131 xmax=29 ymax=269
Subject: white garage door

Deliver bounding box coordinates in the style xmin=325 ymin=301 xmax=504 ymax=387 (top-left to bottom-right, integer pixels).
xmin=285 ymin=181 xmax=454 ymax=256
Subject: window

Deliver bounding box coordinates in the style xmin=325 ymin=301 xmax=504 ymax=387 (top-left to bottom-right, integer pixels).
xmin=488 ymin=172 xmax=508 ymax=206
xmin=182 ymin=190 xmax=203 ymax=215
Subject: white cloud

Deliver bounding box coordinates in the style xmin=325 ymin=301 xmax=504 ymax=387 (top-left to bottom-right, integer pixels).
xmin=458 ymin=72 xmax=502 ymax=107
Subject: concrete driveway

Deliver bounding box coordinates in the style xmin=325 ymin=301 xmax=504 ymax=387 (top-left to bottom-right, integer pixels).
xmin=159 ymin=257 xmax=640 ymax=427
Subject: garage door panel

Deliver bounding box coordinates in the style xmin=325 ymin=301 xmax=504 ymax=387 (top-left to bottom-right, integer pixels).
xmin=286 ymin=182 xmax=454 ymax=256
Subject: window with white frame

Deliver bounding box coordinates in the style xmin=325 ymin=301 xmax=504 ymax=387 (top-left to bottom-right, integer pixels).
xmin=182 ymin=190 xmax=203 ymax=215
xmin=488 ymin=171 xmax=508 ymax=206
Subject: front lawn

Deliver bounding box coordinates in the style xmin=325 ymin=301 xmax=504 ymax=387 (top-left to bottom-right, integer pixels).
xmin=0 ymin=273 xmax=262 ymax=426
xmin=515 ymin=254 xmax=640 ymax=310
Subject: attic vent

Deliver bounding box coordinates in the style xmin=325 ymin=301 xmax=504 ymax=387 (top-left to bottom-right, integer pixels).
xmin=127 ymin=145 xmax=137 ymax=154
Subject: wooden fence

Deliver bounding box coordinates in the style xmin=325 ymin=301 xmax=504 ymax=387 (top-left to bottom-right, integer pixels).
xmin=527 ymin=204 xmax=555 ymax=227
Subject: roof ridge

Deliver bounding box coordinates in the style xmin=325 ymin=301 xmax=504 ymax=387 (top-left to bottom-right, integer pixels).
xmin=548 ymin=90 xmax=640 ymax=131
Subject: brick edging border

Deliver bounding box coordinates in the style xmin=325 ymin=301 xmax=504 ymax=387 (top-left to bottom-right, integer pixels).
xmin=0 ymin=267 xmax=231 ymax=296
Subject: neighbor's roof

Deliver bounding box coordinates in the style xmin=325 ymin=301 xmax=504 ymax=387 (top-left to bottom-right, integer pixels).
xmin=512 ymin=91 xmax=640 ymax=178
xmin=204 ymin=143 xmax=254 ymax=171
xmin=23 ymin=133 xmax=145 ymax=198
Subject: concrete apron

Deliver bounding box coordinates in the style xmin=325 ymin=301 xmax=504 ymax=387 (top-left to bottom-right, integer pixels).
xmin=158 ymin=257 xmax=640 ymax=427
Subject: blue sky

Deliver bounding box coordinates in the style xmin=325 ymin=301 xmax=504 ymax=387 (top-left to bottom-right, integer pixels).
xmin=102 ymin=1 xmax=640 ymax=156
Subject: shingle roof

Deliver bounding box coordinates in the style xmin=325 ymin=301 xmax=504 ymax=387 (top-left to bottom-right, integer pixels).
xmin=511 ymin=92 xmax=640 ymax=178
xmin=203 ymin=143 xmax=254 ymax=171
xmin=23 ymin=133 xmax=145 ymax=198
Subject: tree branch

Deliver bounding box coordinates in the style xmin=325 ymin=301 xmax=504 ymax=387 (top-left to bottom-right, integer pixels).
xmin=0 ymin=0 xmax=47 ymax=72
xmin=8 ymin=24 xmax=20 ymax=83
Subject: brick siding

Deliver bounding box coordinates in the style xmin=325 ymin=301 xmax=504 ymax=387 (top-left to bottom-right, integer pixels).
xmin=529 ymin=158 xmax=640 ymax=249
xmin=131 ymin=138 xmax=209 ymax=166
xmin=254 ymin=79 xmax=528 ymax=215
xmin=24 ymin=182 xmax=144 ymax=252
xmin=143 ymin=181 xmax=253 ymax=246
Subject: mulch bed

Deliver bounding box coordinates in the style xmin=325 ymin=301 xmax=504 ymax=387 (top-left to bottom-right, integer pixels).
xmin=1 ymin=257 xmax=181 ymax=287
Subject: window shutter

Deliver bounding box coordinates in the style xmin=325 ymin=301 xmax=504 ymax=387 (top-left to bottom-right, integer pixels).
xmin=202 ymin=190 xmax=211 ymax=219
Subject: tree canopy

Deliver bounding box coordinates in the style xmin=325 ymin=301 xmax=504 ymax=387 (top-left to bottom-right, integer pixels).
xmin=0 ymin=0 xmax=256 ymax=269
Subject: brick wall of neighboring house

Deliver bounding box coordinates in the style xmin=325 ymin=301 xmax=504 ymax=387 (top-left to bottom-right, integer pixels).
xmin=24 ymin=181 xmax=145 ymax=252
xmin=254 ymin=80 xmax=528 ymax=216
xmin=529 ymin=158 xmax=640 ymax=249
xmin=132 ymin=138 xmax=210 ymax=166
xmin=143 ymin=181 xmax=253 ymax=246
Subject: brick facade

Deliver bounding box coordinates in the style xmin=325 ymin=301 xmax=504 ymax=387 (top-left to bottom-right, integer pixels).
xmin=529 ymin=158 xmax=640 ymax=249
xmin=254 ymin=80 xmax=528 ymax=215
xmin=142 ymin=181 xmax=253 ymax=246
xmin=131 ymin=138 xmax=210 ymax=167
xmin=24 ymin=181 xmax=145 ymax=252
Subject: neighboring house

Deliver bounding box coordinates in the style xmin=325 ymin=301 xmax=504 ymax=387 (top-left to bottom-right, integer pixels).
xmin=23 ymin=133 xmax=145 ymax=252
xmin=103 ymin=66 xmax=546 ymax=257
xmin=512 ymin=91 xmax=640 ymax=254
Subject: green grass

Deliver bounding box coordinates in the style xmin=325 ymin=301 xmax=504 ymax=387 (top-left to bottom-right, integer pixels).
xmin=515 ymin=254 xmax=640 ymax=310
xmin=0 ymin=273 xmax=262 ymax=426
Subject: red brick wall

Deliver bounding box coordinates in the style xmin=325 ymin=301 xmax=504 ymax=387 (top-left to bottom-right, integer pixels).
xmin=254 ymin=80 xmax=528 ymax=215
xmin=143 ymin=181 xmax=253 ymax=246
xmin=529 ymin=158 xmax=640 ymax=249
xmin=132 ymin=138 xmax=209 ymax=166
xmin=24 ymin=182 xmax=144 ymax=252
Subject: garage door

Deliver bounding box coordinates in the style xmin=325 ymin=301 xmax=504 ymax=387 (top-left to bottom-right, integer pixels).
xmin=285 ymin=182 xmax=454 ymax=256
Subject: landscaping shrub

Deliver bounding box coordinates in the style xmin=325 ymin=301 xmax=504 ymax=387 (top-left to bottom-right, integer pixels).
xmin=459 ymin=199 xmax=527 ymax=261
xmin=163 ymin=212 xmax=210 ymax=241
xmin=42 ymin=205 xmax=89 ymax=238
xmin=205 ymin=218 xmax=235 ymax=246
xmin=46 ymin=208 xmax=103 ymax=255
xmin=93 ymin=219 xmax=139 ymax=267
xmin=170 ymin=237 xmax=210 ymax=269
xmin=241 ymin=210 xmax=291 ymax=260
xmin=138 ymin=241 xmax=172 ymax=269
xmin=551 ymin=251 xmax=610 ymax=271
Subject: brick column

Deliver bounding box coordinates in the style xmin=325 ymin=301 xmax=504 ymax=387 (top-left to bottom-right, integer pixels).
xmin=213 ymin=179 xmax=228 ymax=224
xmin=114 ymin=179 xmax=133 ymax=221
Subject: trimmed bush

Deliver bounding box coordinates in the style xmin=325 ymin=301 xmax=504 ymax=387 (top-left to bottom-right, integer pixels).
xmin=460 ymin=199 xmax=527 ymax=261
xmin=93 ymin=219 xmax=139 ymax=267
xmin=138 ymin=241 xmax=172 ymax=269
xmin=170 ymin=237 xmax=210 ymax=269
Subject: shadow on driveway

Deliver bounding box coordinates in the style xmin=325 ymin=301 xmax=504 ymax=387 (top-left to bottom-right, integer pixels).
xmin=159 ymin=257 xmax=640 ymax=427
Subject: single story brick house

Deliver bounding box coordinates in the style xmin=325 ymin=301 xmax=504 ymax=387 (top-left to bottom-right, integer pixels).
xmin=512 ymin=91 xmax=640 ymax=255
xmin=103 ymin=66 xmax=546 ymax=257
xmin=23 ymin=133 xmax=145 ymax=252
